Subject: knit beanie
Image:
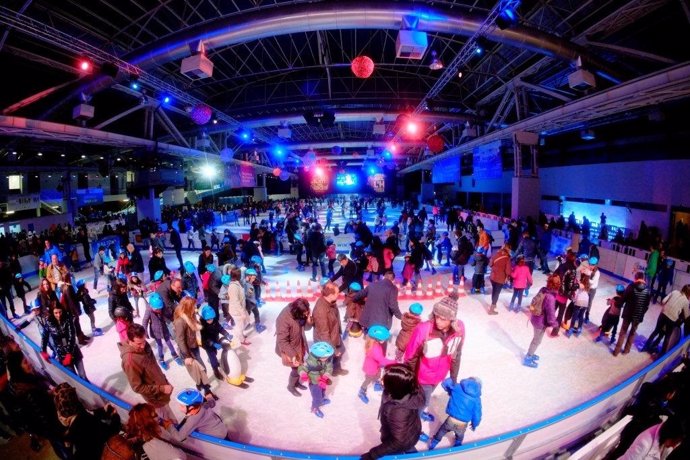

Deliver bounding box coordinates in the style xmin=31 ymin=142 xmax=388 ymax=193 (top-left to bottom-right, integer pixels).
xmin=432 ymin=295 xmax=458 ymax=320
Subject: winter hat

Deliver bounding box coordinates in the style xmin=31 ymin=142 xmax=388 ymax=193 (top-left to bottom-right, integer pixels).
xmin=409 ymin=303 xmax=423 ymax=316
xmin=53 ymin=383 xmax=82 ymax=418
xmin=432 ymin=295 xmax=458 ymax=320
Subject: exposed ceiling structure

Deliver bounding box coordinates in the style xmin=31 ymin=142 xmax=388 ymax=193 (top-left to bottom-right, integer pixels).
xmin=0 ymin=0 xmax=689 ymax=175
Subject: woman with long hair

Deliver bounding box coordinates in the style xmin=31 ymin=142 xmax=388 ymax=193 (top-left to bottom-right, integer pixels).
xmin=126 ymin=403 xmax=186 ymax=460
xmin=174 ymin=296 xmax=217 ymax=400
xmin=60 ymin=272 xmax=89 ymax=344
xmin=37 ymin=277 xmax=58 ymax=317
xmin=361 ymin=364 xmax=425 ymax=459
xmin=40 ymin=303 xmax=89 ymax=381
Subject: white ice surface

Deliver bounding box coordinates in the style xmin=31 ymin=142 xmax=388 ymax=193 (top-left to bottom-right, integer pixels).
xmin=13 ymin=205 xmax=662 ymax=455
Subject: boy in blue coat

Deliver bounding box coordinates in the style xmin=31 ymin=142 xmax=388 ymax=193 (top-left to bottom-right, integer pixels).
xmin=428 ymin=376 xmax=482 ymax=449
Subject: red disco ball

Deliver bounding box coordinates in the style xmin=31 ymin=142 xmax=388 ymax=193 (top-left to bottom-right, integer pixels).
xmin=351 ymin=56 xmax=375 ymax=79
xmin=190 ymin=104 xmax=213 ymax=125
xmin=273 ymin=167 xmax=281 ymax=177
xmin=427 ymin=134 xmax=444 ymax=153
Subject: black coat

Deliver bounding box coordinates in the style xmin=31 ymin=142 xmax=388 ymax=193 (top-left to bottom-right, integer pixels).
xmin=355 ymin=278 xmax=401 ymax=330
xmin=169 ymin=229 xmax=182 ymax=250
xmin=41 ymin=314 xmax=81 ymax=361
xmin=128 ymin=248 xmax=144 ymax=273
xmin=331 ymin=259 xmax=358 ymax=292
xmin=363 ymin=390 xmax=425 ymax=459
xmin=108 ymin=292 xmax=133 ymax=321
xmin=622 ymin=281 xmax=652 ymax=323
xmin=156 ymin=279 xmax=181 ymax=321
xmin=148 ymin=255 xmax=170 ymax=280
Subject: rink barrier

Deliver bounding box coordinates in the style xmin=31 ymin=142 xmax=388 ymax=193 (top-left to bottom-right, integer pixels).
xmin=262 ymin=275 xmax=467 ymax=302
xmin=2 ymin=309 xmax=688 ymax=460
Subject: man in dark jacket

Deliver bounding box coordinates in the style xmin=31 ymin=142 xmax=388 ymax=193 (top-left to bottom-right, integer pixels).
xmin=312 ymin=282 xmax=347 ymax=375
xmin=126 ymin=243 xmax=144 ymax=274
xmin=169 ymin=227 xmax=183 ymax=269
xmin=198 ymin=246 xmax=214 ymax=275
xmin=148 ymin=247 xmax=170 ymax=281
xmin=330 ymin=254 xmax=359 ymax=292
xmin=514 ymin=230 xmax=538 ymax=274
xmin=354 ymin=270 xmax=401 ymax=335
xmin=614 ymin=271 xmax=652 ymax=356
xmin=306 ymin=223 xmax=327 ymax=282
xmin=156 ymin=278 xmax=183 ymax=322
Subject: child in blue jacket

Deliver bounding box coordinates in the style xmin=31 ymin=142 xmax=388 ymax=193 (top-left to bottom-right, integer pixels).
xmin=428 ymin=376 xmax=483 ymax=449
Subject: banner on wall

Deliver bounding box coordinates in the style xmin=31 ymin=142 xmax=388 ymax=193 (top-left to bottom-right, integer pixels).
xmin=473 ymin=140 xmax=503 ymax=180
xmin=7 ymin=194 xmax=40 ymax=212
xmin=74 ymin=188 xmax=104 ymax=206
xmin=225 ymin=164 xmax=256 ymax=188
xmin=432 ymin=156 xmax=460 ymax=184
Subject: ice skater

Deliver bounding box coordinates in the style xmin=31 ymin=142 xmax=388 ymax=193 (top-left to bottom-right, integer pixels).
xmin=358 ymin=325 xmax=395 ymax=404
xmin=428 ymin=377 xmax=483 ymax=449
xmin=298 ymin=342 xmax=334 ymax=418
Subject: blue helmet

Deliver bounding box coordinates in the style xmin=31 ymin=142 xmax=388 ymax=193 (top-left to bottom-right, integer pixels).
xmin=15 ymin=273 xmax=22 ymax=279
xmin=589 ymin=257 xmax=598 ymax=265
xmin=200 ymin=304 xmax=216 ymax=321
xmin=355 ymin=241 xmax=364 ymax=247
xmin=409 ymin=303 xmax=423 ymax=316
xmin=221 ymin=274 xmax=231 ymax=285
xmin=153 ymin=270 xmax=164 ymax=281
xmin=176 ymin=388 xmax=204 ymax=407
xmin=117 ymin=273 xmax=127 ymax=282
xmin=349 ymin=282 xmax=362 ymax=291
xmin=245 ymin=268 xmax=257 ymax=276
xmin=615 ymin=284 xmax=625 ymax=294
xmin=368 ymin=325 xmax=390 ymax=342
xmin=184 ymin=261 xmax=196 ymax=273
xmin=310 ymin=341 xmax=334 ymax=359
xmin=76 ymin=279 xmax=85 ymax=289
xmin=250 ymin=255 xmax=262 ymax=265
xmin=205 ymin=264 xmax=216 ymax=273
xmin=149 ymin=293 xmax=164 ymax=310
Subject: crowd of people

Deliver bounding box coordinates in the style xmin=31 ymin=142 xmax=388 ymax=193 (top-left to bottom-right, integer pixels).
xmin=0 ymin=195 xmax=688 ymax=459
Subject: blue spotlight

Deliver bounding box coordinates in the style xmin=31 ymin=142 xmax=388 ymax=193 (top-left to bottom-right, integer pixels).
xmin=274 ymin=146 xmax=285 ymax=157
xmin=240 ymin=130 xmax=251 ymax=141
xmin=162 ymin=95 xmax=171 ymax=104
xmin=496 ymin=1 xmax=520 ymax=30
xmin=382 ymin=150 xmax=392 ymax=159
xmin=130 ymin=82 xmax=139 ymax=90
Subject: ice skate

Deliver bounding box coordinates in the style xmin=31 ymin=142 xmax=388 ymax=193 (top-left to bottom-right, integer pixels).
xmin=358 ymin=388 xmax=369 ymax=404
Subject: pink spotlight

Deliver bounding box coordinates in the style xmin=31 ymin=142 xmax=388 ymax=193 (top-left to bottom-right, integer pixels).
xmin=315 ymin=166 xmax=324 ymax=177
xmin=79 ymin=60 xmax=91 ymax=72
xmin=406 ymin=121 xmax=419 ymax=135
xmin=388 ymin=143 xmax=398 ymax=152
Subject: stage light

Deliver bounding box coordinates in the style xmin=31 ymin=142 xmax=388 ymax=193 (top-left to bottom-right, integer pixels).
xmin=162 ymin=95 xmax=171 ymax=104
xmin=130 ymin=82 xmax=139 ymax=90
xmin=78 ymin=58 xmax=92 ymax=73
xmin=474 ymin=45 xmax=483 ymax=56
xmin=274 ymin=147 xmax=285 ymax=157
xmin=388 ymin=143 xmax=397 ymax=153
xmin=496 ymin=1 xmax=520 ymax=30
xmin=382 ymin=150 xmax=392 ymax=159
xmin=240 ymin=130 xmax=251 ymax=141
xmin=406 ymin=121 xmax=419 ymax=135
xmin=315 ymin=166 xmax=324 ymax=177
xmin=200 ymin=164 xmax=216 ymax=179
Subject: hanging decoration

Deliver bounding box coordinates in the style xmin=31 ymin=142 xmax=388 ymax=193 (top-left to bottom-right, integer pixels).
xmin=351 ymin=56 xmax=375 ymax=78
xmin=427 ymin=134 xmax=444 ymax=153
xmin=279 ymin=171 xmax=290 ymax=181
xmin=273 ymin=167 xmax=282 ymax=177
xmin=190 ymin=104 xmax=213 ymax=125
xmin=332 ymin=145 xmax=342 ymax=155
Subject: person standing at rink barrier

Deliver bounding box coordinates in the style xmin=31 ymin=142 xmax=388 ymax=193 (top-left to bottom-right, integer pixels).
xmin=360 ymin=363 xmax=425 ymax=459
xmin=613 ymin=271 xmax=652 ymax=357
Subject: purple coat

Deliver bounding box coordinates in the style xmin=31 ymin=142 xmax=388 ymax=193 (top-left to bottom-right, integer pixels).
xmin=530 ymin=289 xmax=558 ymax=329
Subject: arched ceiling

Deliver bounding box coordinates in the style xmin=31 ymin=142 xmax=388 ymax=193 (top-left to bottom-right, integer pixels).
xmin=0 ymin=0 xmax=688 ymax=172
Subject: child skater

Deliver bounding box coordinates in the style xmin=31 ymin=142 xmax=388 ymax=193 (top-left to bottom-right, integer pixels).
xmin=566 ymin=274 xmax=591 ymax=338
xmin=142 ymin=292 xmax=182 ymax=370
xmin=509 ymin=255 xmax=533 ymax=312
xmin=394 ymin=303 xmax=423 ymax=361
xmin=298 ymin=342 xmax=334 ymax=418
xmin=343 ymin=282 xmax=365 ymax=340
xmin=358 ymin=325 xmax=396 ymax=404
xmin=164 ymin=388 xmax=228 ymax=442
xmin=428 ymin=376 xmax=483 ymax=449
xmin=471 ymin=248 xmax=488 ymax=294
xmin=326 ymin=238 xmax=337 ymax=278
xmin=595 ymin=284 xmax=626 ymax=344
xmin=75 ymin=279 xmax=102 ymax=336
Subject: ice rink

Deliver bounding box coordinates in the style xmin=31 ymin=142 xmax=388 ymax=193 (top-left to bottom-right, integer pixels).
xmin=11 ymin=204 xmax=663 ymax=455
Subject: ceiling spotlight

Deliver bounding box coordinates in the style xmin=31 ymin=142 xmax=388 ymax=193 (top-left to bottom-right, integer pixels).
xmin=37 ymin=152 xmax=43 ymax=157
xmin=78 ymin=58 xmax=92 ymax=73
xmin=200 ymin=164 xmax=216 ymax=179
xmin=429 ymin=51 xmax=444 ymax=70
xmin=61 ymin=153 xmax=65 ymax=157
xmin=11 ymin=151 xmax=17 ymax=155
xmin=580 ymin=129 xmax=596 ymax=141
xmin=458 ymin=71 xmax=463 ymax=79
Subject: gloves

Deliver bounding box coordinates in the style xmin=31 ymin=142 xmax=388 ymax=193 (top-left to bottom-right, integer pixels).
xmin=318 ymin=375 xmax=332 ymax=390
xmin=62 ymin=353 xmax=73 ymax=366
xmin=299 ymin=372 xmax=309 ymax=383
xmin=213 ymin=342 xmax=222 ymax=350
xmin=40 ymin=351 xmax=50 ymax=361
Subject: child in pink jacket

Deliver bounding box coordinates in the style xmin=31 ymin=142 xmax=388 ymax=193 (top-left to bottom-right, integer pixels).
xmin=358 ymin=325 xmax=395 ymax=404
xmin=509 ymin=255 xmax=533 ymax=312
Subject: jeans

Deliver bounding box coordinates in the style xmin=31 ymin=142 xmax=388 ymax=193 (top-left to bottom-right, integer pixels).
xmin=432 ymin=416 xmax=469 ymax=446
xmin=154 ymin=337 xmax=179 ymax=361
xmin=453 ymin=265 xmax=466 ymax=285
xmin=93 ymin=267 xmax=101 ymax=289
xmin=586 ymin=288 xmax=597 ymax=321
xmin=570 ymin=306 xmax=585 ymax=332
xmin=510 ymin=288 xmax=525 ymax=308
xmin=175 ymin=249 xmax=184 ymax=268
xmin=311 ymin=254 xmax=327 ymax=279
xmin=419 ymin=383 xmax=436 ymax=415
xmin=309 ymin=382 xmax=325 ymax=410
xmin=644 ymin=314 xmax=675 ymax=352
xmin=527 ymin=326 xmax=546 ymax=355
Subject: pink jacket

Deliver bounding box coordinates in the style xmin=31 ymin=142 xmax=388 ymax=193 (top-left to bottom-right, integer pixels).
xmin=511 ymin=265 xmax=533 ymax=289
xmin=116 ymin=318 xmax=129 ymax=344
xmin=403 ymin=320 xmax=465 ymax=386
xmin=363 ymin=342 xmax=396 ymax=376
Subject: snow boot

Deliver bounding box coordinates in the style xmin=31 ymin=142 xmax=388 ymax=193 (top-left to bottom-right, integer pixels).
xmin=358 ymin=388 xmax=369 ymax=404
xmin=295 ymin=382 xmax=307 ymax=390
xmin=93 ymin=328 xmax=103 ymax=336
xmin=320 ymin=398 xmax=331 ymax=407
xmin=287 ymin=385 xmax=301 ymax=397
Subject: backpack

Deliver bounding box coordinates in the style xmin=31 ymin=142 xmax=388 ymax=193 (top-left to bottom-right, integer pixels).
xmin=529 ymin=289 xmax=547 ymax=316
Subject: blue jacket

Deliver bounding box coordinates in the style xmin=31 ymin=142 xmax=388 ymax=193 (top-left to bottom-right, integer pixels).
xmin=442 ymin=377 xmax=482 ymax=428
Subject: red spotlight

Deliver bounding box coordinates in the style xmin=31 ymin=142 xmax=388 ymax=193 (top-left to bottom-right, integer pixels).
xmin=78 ymin=58 xmax=92 ymax=73
xmin=406 ymin=121 xmax=419 ymax=135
